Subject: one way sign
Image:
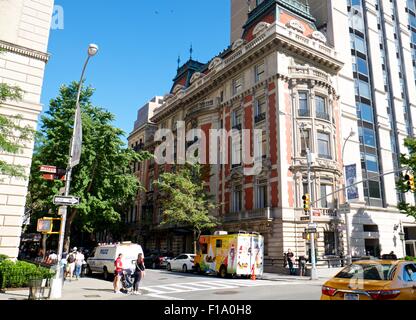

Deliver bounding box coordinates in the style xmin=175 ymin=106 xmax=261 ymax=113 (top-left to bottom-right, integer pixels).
xmin=53 ymin=196 xmax=80 ymax=206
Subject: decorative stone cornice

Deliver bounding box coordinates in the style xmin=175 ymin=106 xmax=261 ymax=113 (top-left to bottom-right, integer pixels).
xmin=0 ymin=40 xmax=49 ymax=63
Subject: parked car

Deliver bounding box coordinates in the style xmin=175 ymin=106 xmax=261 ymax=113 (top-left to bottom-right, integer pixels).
xmin=86 ymin=242 xmax=144 ymax=280
xmin=321 ymin=259 xmax=416 ymax=300
xmin=166 ymin=254 xmax=196 ymax=273
xmin=144 ymin=251 xmax=174 ymax=269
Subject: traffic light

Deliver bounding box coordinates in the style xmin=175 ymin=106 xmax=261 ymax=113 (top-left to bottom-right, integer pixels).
xmin=302 ymin=194 xmax=310 ymax=213
xmin=404 ymin=174 xmax=415 ymax=192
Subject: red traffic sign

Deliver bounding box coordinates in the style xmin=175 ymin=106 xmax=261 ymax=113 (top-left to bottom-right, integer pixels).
xmin=40 ymin=165 xmax=57 ymax=174
xmin=42 ymin=173 xmax=55 ymax=181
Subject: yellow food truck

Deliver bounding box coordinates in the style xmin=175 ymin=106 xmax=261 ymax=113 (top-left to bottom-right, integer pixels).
xmin=194 ymin=231 xmax=264 ymax=278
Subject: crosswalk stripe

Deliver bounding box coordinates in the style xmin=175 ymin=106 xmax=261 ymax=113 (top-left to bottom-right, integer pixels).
xmin=147 ymin=293 xmax=184 ymax=300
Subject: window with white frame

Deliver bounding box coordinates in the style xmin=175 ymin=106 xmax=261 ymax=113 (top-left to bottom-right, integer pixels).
xmin=232 ymin=110 xmax=242 ymax=128
xmin=256 ymin=180 xmax=268 ymax=209
xmin=320 ymin=182 xmax=334 ymax=208
xmin=300 ymin=129 xmax=310 ymax=157
xmin=232 ymin=76 xmax=243 ymax=95
xmin=232 ymin=186 xmax=242 ymax=213
xmin=231 ymin=131 xmax=241 ymax=167
xmin=254 ymin=129 xmax=266 ymax=161
xmin=317 ymin=132 xmax=331 ymax=159
xmin=255 ymin=63 xmax=265 ymax=83
xmin=298 ymin=91 xmax=309 ymax=117
xmin=255 ymin=96 xmax=266 ymax=116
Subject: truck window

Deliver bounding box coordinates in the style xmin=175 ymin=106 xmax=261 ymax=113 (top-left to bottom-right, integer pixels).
xmin=216 ymin=240 xmax=222 ymax=248
xmin=201 ymin=243 xmax=208 ymax=254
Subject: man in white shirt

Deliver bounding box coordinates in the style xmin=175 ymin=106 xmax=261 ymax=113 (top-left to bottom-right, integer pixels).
xmin=48 ymin=251 xmax=58 ymax=264
xmin=74 ymin=249 xmax=85 ymax=279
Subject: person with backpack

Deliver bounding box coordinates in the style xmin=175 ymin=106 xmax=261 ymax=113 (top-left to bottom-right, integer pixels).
xmin=66 ymin=248 xmax=77 ymax=280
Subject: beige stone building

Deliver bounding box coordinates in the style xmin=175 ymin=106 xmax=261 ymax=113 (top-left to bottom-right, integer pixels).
xmin=0 ymin=0 xmax=54 ymax=259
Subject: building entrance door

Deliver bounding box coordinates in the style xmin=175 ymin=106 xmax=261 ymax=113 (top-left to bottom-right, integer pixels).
xmin=364 ymin=239 xmax=380 ymax=257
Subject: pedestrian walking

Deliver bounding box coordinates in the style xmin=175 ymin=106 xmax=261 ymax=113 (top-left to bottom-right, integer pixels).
xmin=133 ymin=253 xmax=145 ymax=295
xmin=286 ymin=249 xmax=296 ymax=275
xmin=113 ymin=253 xmax=123 ymax=294
xmin=74 ymin=249 xmax=85 ymax=279
xmin=66 ymin=248 xmax=77 ymax=280
xmin=298 ymin=255 xmax=307 ymax=276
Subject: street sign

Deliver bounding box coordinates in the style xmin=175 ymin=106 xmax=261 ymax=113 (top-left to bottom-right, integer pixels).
xmin=306 ymin=228 xmax=317 ymax=233
xmin=40 ymin=165 xmax=57 ymax=174
xmin=300 ymin=216 xmax=310 ymax=221
xmin=313 ymin=210 xmax=321 ymax=217
xmin=42 ymin=173 xmax=55 ymax=181
xmin=53 ymin=196 xmax=80 ymax=206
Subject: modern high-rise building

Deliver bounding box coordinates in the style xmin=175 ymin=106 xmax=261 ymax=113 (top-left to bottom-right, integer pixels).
xmin=0 ymin=0 xmax=54 ymax=259
xmin=128 ymin=0 xmax=416 ymax=272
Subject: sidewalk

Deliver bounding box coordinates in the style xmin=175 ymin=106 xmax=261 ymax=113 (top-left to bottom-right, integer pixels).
xmin=0 ymin=277 xmax=128 ymax=301
xmin=261 ymin=272 xmax=325 ymax=284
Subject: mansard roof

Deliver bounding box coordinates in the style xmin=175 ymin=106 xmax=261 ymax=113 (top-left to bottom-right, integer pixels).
xmin=170 ymin=59 xmax=206 ymax=93
xmin=243 ymin=0 xmax=316 ymax=37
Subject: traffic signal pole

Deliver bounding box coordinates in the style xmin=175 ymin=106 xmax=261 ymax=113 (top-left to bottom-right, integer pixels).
xmin=306 ymin=147 xmax=317 ymax=280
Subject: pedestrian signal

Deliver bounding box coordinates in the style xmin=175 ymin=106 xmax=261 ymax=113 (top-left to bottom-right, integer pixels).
xmin=302 ymin=194 xmax=310 ymax=212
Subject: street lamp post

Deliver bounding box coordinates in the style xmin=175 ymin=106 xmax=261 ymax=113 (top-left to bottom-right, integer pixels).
xmin=299 ymin=124 xmax=317 ymax=280
xmin=50 ymin=44 xmax=98 ymax=299
xmin=341 ymin=129 xmax=356 ymax=266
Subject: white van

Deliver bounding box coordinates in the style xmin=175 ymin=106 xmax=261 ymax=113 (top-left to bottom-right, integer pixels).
xmin=86 ymin=242 xmax=144 ymax=279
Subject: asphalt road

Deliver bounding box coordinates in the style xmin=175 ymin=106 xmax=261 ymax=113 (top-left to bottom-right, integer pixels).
xmin=110 ymin=269 xmax=322 ymax=300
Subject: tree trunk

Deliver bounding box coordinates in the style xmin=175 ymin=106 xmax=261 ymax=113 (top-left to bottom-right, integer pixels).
xmin=63 ymin=208 xmax=77 ymax=252
xmin=193 ymin=230 xmax=197 ymax=254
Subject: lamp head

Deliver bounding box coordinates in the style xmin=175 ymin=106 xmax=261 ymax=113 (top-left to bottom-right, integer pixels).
xmin=349 ymin=129 xmax=356 ymax=137
xmin=88 ymin=44 xmax=99 ymax=57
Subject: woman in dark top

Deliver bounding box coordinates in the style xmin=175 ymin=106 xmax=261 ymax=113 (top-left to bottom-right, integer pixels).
xmin=133 ymin=253 xmax=145 ymax=295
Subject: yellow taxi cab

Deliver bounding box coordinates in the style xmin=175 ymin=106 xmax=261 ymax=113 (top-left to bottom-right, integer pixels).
xmin=321 ymin=259 xmax=416 ymax=300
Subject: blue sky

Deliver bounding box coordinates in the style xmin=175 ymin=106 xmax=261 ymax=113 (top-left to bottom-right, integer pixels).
xmin=41 ymin=0 xmax=230 ymax=141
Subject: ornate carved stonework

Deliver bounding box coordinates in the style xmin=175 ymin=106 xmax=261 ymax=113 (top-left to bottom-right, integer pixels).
xmin=190 ymin=72 xmax=204 ymax=84
xmin=286 ymin=20 xmax=305 ymax=34
xmin=208 ymin=57 xmax=223 ymax=70
xmin=172 ymin=84 xmax=185 ymax=95
xmin=232 ymin=38 xmax=245 ymax=51
xmin=253 ymin=22 xmax=271 ymax=38
xmin=0 ymin=40 xmax=49 ymax=62
xmin=311 ymin=31 xmax=327 ymax=44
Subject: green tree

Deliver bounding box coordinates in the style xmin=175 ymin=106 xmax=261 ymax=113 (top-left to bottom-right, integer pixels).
xmin=0 ymin=83 xmax=34 ymax=178
xmin=155 ymin=163 xmax=218 ymax=253
xmin=397 ymin=138 xmax=416 ymax=219
xmin=27 ymin=82 xmax=152 ymax=250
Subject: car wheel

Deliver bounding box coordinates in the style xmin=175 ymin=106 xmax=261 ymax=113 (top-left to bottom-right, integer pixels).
xmin=103 ymin=267 xmax=109 ymax=280
xmin=167 ymin=263 xmax=172 ymax=271
xmin=182 ymin=264 xmax=188 ymax=273
xmin=219 ymin=265 xmax=227 ymax=278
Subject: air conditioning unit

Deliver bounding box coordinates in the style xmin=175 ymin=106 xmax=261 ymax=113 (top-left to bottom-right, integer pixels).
xmin=214 ymin=231 xmax=228 ymax=236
